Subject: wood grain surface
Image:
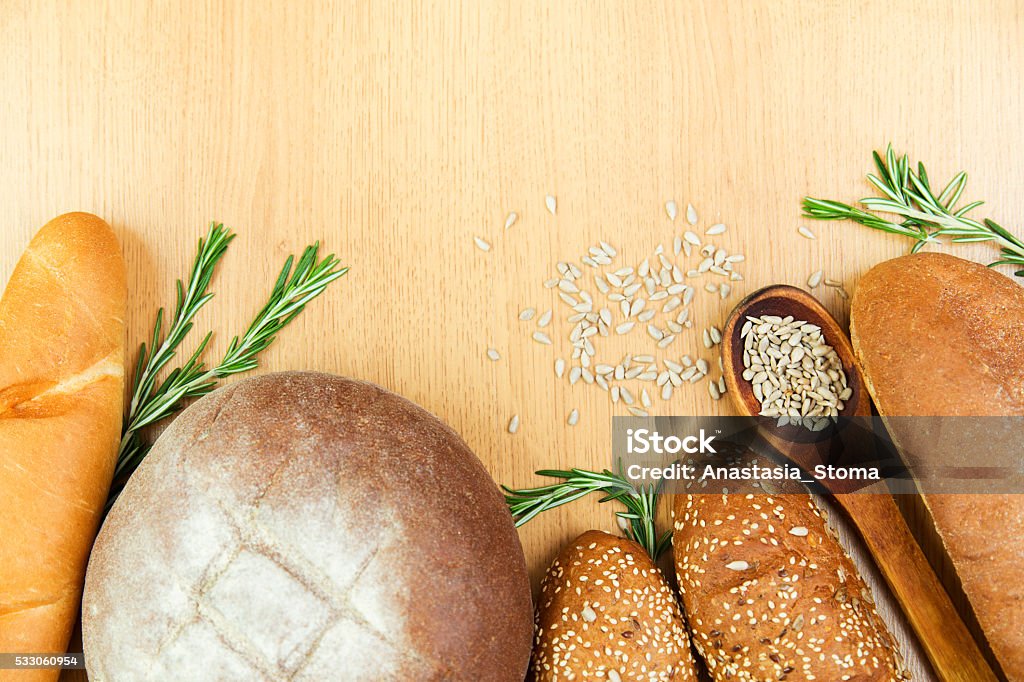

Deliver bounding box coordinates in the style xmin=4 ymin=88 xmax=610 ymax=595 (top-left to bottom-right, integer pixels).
xmin=2 ymin=1 xmax=1022 ymax=679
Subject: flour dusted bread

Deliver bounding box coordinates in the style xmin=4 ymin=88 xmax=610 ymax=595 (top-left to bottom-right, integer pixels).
xmin=0 ymin=213 xmax=126 ymax=681
xmin=532 ymin=530 xmax=698 ymax=681
xmin=851 ymin=252 xmax=1024 ymax=679
xmin=673 ymin=491 xmax=904 ymax=680
xmin=83 ymin=371 xmax=533 ymax=681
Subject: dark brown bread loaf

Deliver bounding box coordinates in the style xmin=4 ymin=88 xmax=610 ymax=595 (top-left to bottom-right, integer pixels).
xmin=532 ymin=530 xmax=698 ymax=681
xmin=674 ymin=492 xmax=904 ymax=681
xmin=851 ymin=252 xmax=1024 ymax=679
xmin=83 ymin=372 xmax=533 ymax=681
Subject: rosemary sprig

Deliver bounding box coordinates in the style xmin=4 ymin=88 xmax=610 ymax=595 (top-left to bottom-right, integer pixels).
xmin=803 ymin=144 xmax=1024 ymax=276
xmin=503 ymin=468 xmax=672 ymax=560
xmin=110 ymin=222 xmax=348 ymax=504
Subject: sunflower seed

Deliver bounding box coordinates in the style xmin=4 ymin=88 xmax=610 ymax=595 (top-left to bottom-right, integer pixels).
xmin=789 ymin=526 xmax=809 ymax=537
xmin=519 ymin=308 xmax=536 ymax=321
xmin=686 ymin=203 xmax=698 ymax=225
xmin=558 ymin=279 xmax=579 ymax=294
xmin=706 ymin=223 xmax=726 ymax=235
xmin=507 ymin=415 xmax=520 ymax=434
xmin=616 ymin=321 xmax=636 ymax=335
xmin=555 ymin=358 xmax=566 ymax=378
xmin=474 ymin=237 xmax=491 ymax=251
xmin=545 ymin=194 xmax=557 ymax=215
xmin=666 ymin=200 xmax=678 ymax=221
xmin=567 ymin=409 xmax=579 ymax=426
xmin=532 ymin=331 xmax=552 ymax=345
xmin=504 ymin=212 xmax=518 ymax=229
xmin=808 ymin=269 xmax=823 ymax=288
xmin=726 ymin=560 xmax=750 ymax=571
xmin=627 ymin=406 xmax=649 ymax=417
xmin=798 ymin=226 xmax=816 ymax=239
xmin=486 ymin=348 xmax=500 ymax=361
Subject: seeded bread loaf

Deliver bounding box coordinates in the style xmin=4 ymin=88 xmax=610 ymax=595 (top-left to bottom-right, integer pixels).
xmin=851 ymin=252 xmax=1024 ymax=679
xmin=673 ymin=491 xmax=904 ymax=680
xmin=531 ymin=530 xmax=698 ymax=681
xmin=83 ymin=372 xmax=533 ymax=681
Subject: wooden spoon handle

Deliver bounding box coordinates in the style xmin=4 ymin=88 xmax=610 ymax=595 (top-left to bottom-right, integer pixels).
xmin=836 ymin=492 xmax=998 ymax=682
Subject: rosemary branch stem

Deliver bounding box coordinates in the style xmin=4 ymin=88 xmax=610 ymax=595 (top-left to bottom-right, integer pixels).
xmin=803 ymin=144 xmax=1024 ymax=275
xmin=109 ymin=225 xmax=347 ymax=504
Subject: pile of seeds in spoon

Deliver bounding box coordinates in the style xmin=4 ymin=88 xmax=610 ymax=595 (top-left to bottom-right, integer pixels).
xmin=740 ymin=314 xmax=851 ymax=430
xmin=513 ymin=201 xmax=744 ymax=426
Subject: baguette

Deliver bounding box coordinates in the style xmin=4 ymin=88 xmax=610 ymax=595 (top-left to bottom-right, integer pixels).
xmin=673 ymin=488 xmax=904 ymax=680
xmin=851 ymin=252 xmax=1024 ymax=679
xmin=531 ymin=530 xmax=698 ymax=681
xmin=0 ymin=213 xmax=126 ymax=680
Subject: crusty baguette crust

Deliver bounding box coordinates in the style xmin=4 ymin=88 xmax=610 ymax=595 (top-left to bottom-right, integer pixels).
xmin=673 ymin=492 xmax=904 ymax=681
xmin=531 ymin=530 xmax=698 ymax=681
xmin=0 ymin=213 xmax=126 ymax=681
xmin=851 ymin=252 xmax=1024 ymax=679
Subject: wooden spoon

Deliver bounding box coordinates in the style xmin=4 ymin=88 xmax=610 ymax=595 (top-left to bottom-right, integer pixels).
xmin=721 ymin=285 xmax=997 ymax=682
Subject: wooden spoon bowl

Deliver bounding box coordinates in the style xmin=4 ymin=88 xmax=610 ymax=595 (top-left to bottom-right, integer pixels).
xmin=721 ymin=284 xmax=870 ymax=424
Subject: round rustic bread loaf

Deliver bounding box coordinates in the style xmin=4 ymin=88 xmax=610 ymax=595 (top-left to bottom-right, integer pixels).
xmin=82 ymin=371 xmax=533 ymax=681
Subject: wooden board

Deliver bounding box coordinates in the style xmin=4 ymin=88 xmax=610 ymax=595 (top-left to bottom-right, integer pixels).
xmin=2 ymin=1 xmax=1022 ymax=678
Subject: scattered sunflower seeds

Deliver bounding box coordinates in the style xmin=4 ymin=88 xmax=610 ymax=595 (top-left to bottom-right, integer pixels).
xmin=507 ymin=415 xmax=520 ymax=434
xmin=486 ymin=348 xmax=500 ymax=361
xmin=510 ymin=201 xmax=750 ymax=429
xmin=474 ymin=236 xmax=491 ymax=251
xmin=798 ymin=226 xmax=816 ymax=240
xmin=807 ymin=269 xmax=824 ymax=288
xmin=505 ymin=212 xmax=518 ymax=229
